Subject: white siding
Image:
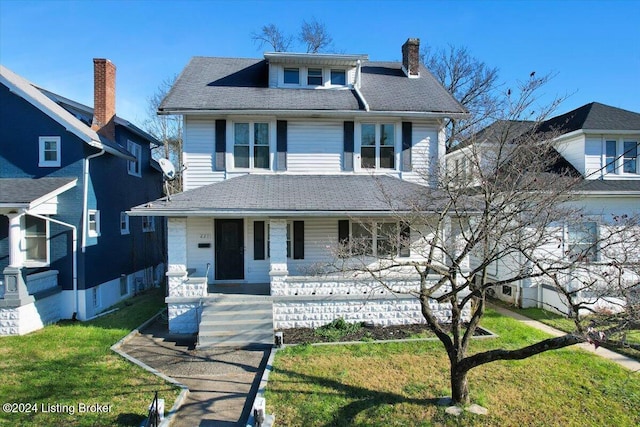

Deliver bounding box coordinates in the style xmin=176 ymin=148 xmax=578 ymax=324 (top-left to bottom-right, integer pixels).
xmin=187 ymin=218 xmax=214 ymax=282
xmin=183 ymin=118 xmax=225 ymax=190
xmin=288 ymin=218 xmax=338 ymax=275
xmin=555 ymin=135 xmax=585 ymax=175
xmin=404 ymin=124 xmax=439 ymax=185
xmin=245 ymin=219 xmax=271 ymax=283
xmin=287 ymin=122 xmax=343 ymax=173
xmin=585 ymin=136 xmax=603 ymax=178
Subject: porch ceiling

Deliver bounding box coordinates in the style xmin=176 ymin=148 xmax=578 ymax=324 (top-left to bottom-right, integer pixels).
xmin=129 ymin=174 xmax=450 ymax=217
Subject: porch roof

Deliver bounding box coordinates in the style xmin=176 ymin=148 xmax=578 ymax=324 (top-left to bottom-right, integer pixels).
xmin=129 ymin=174 xmax=448 ymax=217
xmin=0 ymin=177 xmax=77 ymax=210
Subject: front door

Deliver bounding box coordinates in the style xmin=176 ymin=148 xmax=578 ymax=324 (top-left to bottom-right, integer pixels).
xmin=215 ymin=219 xmax=244 ymax=280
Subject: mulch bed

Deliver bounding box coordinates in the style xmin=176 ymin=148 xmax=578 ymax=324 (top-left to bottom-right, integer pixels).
xmin=277 ymin=323 xmax=491 ymax=345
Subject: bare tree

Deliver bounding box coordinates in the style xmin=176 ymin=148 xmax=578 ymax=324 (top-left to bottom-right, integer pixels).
xmin=251 ymin=24 xmax=293 ymax=52
xmin=145 ymin=75 xmax=183 ymax=193
xmin=422 ymin=44 xmax=501 ymax=149
xmin=299 ymin=18 xmax=333 ymax=53
xmin=329 ymin=75 xmax=639 ymax=405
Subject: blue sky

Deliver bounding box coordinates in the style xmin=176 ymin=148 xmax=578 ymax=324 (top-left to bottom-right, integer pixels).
xmin=1 ymin=0 xmax=639 ymax=128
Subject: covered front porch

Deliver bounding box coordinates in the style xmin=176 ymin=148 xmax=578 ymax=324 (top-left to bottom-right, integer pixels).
xmin=129 ymin=174 xmax=468 ymax=340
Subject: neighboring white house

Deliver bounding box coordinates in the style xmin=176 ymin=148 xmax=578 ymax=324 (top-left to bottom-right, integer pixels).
xmin=447 ymin=103 xmax=640 ymax=314
xmin=130 ymin=39 xmax=473 ymax=341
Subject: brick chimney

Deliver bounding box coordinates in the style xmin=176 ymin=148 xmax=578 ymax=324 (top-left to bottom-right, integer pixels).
xmin=91 ymin=58 xmax=116 ymax=140
xmin=402 ymin=38 xmax=420 ymax=78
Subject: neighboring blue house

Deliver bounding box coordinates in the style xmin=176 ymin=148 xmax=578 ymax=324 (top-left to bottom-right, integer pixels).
xmin=0 ymin=59 xmax=166 ymax=335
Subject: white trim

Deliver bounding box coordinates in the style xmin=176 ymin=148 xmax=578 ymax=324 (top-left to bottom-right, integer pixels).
xmin=142 ymin=215 xmax=155 ymax=232
xmin=127 ymin=140 xmax=142 ymax=177
xmin=28 ymin=178 xmax=77 ymax=210
xmin=38 ymin=136 xmax=61 ymax=167
xmin=88 ymin=210 xmax=100 ymax=237
xmin=230 ymin=120 xmax=272 ymax=171
xmin=120 ymin=212 xmax=130 ymax=235
xmin=22 ymin=214 xmax=49 ymax=267
xmin=355 ymin=121 xmax=401 ymax=171
xmin=0 ymin=65 xmax=134 ymax=160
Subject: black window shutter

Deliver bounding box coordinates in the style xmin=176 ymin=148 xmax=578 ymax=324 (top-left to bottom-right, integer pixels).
xmin=215 ymin=119 xmax=226 ymax=171
xmin=338 ymin=220 xmax=350 ymax=243
xmin=399 ymin=222 xmax=411 ymax=257
xmin=277 ymin=120 xmax=287 ymax=171
xmin=254 ymin=221 xmax=265 ymax=260
xmin=293 ymin=221 xmax=304 ymax=259
xmin=343 ymin=121 xmax=354 ymax=171
xmin=402 ymin=122 xmax=412 ymax=172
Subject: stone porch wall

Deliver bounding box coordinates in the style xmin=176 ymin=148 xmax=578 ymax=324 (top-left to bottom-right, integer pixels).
xmin=0 ymin=291 xmax=62 ymax=336
xmin=271 ymin=275 xmax=470 ymax=329
xmin=165 ymin=268 xmax=207 ymax=334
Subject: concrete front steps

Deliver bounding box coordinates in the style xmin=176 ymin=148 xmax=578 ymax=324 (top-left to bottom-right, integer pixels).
xmin=198 ymin=295 xmax=274 ymax=348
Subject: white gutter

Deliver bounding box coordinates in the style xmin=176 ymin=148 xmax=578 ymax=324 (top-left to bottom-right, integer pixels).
xmin=82 ymin=150 xmax=105 ymax=252
xmin=26 ymin=212 xmax=78 ymax=317
xmin=127 ymin=209 xmax=444 ymax=218
xmin=353 ymin=59 xmax=370 ymax=112
xmin=158 ymin=109 xmax=469 ymax=120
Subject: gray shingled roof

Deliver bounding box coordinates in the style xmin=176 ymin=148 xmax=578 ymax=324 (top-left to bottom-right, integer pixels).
xmin=131 ymin=174 xmax=447 ymax=215
xmin=0 ymin=177 xmax=77 ymax=205
xmin=539 ymin=102 xmax=640 ymax=133
xmin=359 ymin=62 xmax=465 ymax=113
xmin=159 ymin=56 xmax=466 ymax=115
xmin=575 ymin=179 xmax=640 ymax=192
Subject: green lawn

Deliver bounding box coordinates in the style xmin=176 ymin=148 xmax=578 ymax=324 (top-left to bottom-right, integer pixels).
xmin=265 ymin=309 xmax=640 ymax=427
xmin=0 ymin=288 xmax=180 ymax=427
xmin=494 ymin=303 xmax=640 ymax=361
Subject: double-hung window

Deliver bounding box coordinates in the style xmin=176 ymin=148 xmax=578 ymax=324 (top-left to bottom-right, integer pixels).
xmin=361 ymin=123 xmax=395 ymax=169
xmin=623 ymin=141 xmax=638 ymax=174
xmin=88 ymin=210 xmax=100 ymax=237
xmin=344 ymin=220 xmax=410 ymax=257
xmin=234 ymin=122 xmax=270 ymax=169
xmin=39 ymin=136 xmax=61 ymax=167
xmin=127 ymin=141 xmax=142 ymax=177
xmin=120 ymin=212 xmax=130 ymax=235
xmin=307 ymin=68 xmax=323 ymax=86
xmin=142 ymin=216 xmax=155 ymax=232
xmin=24 ymin=215 xmax=48 ymax=265
xmin=567 ymin=222 xmax=597 ymax=262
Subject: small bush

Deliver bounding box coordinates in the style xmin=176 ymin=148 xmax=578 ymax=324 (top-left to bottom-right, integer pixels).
xmin=315 ymin=318 xmax=362 ymax=341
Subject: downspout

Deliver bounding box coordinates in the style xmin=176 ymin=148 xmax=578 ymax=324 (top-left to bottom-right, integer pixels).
xmin=82 ymin=150 xmax=105 ymax=252
xmin=353 ymin=59 xmax=370 ymax=112
xmin=26 ymin=212 xmax=78 ymax=318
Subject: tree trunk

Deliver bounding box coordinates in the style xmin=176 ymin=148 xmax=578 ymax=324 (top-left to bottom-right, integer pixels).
xmin=451 ymin=365 xmax=470 ymax=405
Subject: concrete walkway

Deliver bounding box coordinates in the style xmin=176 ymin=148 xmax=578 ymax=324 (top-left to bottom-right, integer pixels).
xmin=118 ymin=317 xmax=270 ymax=426
xmin=490 ymin=304 xmax=640 ymax=372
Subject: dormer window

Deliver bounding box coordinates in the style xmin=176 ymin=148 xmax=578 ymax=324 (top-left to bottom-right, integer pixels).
xmin=307 ymin=68 xmax=323 ymax=86
xmin=284 ymin=68 xmax=299 ymax=84
xmin=331 ymin=69 xmax=346 ymax=86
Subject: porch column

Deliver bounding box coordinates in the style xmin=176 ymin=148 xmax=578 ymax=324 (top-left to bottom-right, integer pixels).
xmin=166 ymin=218 xmax=189 ymax=297
xmin=268 ymin=219 xmax=288 ymax=276
xmin=3 ymin=211 xmax=32 ymax=305
xmin=7 ymin=212 xmax=23 ymax=268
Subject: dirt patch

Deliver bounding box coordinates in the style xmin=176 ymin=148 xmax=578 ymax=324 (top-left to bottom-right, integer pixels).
xmin=277 ymin=322 xmax=491 ymax=345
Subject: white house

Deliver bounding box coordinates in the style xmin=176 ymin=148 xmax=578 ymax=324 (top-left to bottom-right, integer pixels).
xmin=130 ymin=39 xmax=473 ymax=346
xmin=447 ymin=103 xmax=640 ymax=314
